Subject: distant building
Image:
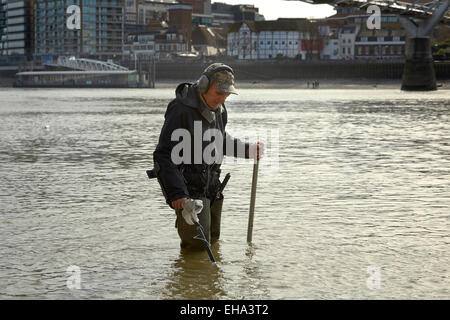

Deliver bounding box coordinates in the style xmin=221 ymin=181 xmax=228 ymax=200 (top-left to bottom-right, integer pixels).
xmin=325 ymin=9 xmax=407 ymax=60
xmin=34 ymin=0 xmax=125 ymax=62
xmin=227 ymin=19 xmax=316 ymax=60
xmin=354 ymin=22 xmax=406 ymax=60
xmin=321 ymin=37 xmax=340 ymax=60
xmin=124 ymin=1 xmax=191 ymax=61
xmin=168 ymin=4 xmax=192 ymax=50
xmin=192 ymin=25 xmax=226 ymax=56
xmin=155 ymin=30 xmax=188 ymax=59
xmin=124 ymin=27 xmax=188 ymax=61
xmin=137 ymin=0 xmax=177 ymax=25
xmin=192 ymin=13 xmax=213 ymax=27
xmin=232 ymin=4 xmax=263 ymax=22
xmin=124 ymin=31 xmax=156 ymax=61
xmin=319 ymin=20 xmax=340 ymax=60
xmin=125 ymin=0 xmax=139 ymax=25
xmin=127 ymin=0 xmax=210 ymax=27
xmin=0 ymin=0 xmax=33 ymax=65
xmin=339 ymin=25 xmax=359 ymax=60
xmin=212 ymin=2 xmax=264 ymax=28
xmin=178 ymin=0 xmax=210 ymax=14
xmin=211 ymin=3 xmax=234 ymax=28
xmin=124 ymin=0 xmax=176 ymax=36
xmin=126 ymin=1 xmax=205 ymax=48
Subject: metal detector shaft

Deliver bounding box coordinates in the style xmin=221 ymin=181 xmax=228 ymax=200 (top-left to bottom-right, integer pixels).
xmin=194 ymin=222 xmax=216 ymax=263
xmin=247 ymin=159 xmax=259 ymax=243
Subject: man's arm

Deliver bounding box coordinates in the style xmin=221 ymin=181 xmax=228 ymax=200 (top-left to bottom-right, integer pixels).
xmin=153 ymin=103 xmax=190 ymax=208
xmin=223 ymin=131 xmax=250 ymax=158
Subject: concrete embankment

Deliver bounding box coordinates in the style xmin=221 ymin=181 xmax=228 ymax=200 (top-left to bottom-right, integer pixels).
xmin=0 ymin=70 xmax=15 ymax=87
xmin=1 ymin=61 xmax=449 ymax=88
xmin=154 ymin=61 xmax=450 ymax=82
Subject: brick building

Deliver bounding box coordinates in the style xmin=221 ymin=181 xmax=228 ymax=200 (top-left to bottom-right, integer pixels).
xmin=168 ymin=4 xmax=192 ymax=51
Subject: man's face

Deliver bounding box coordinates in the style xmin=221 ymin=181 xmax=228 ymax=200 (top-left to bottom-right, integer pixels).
xmin=202 ymin=83 xmax=230 ymax=110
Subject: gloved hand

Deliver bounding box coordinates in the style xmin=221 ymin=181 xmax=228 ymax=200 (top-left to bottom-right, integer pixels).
xmin=182 ymin=198 xmax=203 ymax=225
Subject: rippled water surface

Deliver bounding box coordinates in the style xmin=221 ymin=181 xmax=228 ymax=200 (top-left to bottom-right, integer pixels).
xmin=0 ymin=87 xmax=449 ymax=299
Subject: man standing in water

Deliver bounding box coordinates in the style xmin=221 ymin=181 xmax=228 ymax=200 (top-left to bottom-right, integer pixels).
xmin=152 ymin=63 xmax=263 ymax=250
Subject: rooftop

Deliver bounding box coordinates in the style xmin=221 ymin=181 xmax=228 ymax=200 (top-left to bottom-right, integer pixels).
xmin=228 ymin=18 xmax=310 ymax=33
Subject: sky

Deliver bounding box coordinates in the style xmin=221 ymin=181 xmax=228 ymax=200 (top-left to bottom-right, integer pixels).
xmin=212 ymin=0 xmax=336 ymax=20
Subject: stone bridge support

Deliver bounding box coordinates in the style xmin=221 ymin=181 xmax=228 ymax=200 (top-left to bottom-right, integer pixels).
xmin=400 ymin=0 xmax=449 ymax=90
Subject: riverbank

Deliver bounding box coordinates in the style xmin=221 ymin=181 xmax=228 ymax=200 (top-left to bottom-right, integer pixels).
xmin=2 ymin=75 xmax=449 ymax=90
xmin=156 ymin=79 xmax=450 ymax=90
xmin=2 ymin=60 xmax=449 ymax=89
xmin=0 ymin=75 xmax=14 ymax=87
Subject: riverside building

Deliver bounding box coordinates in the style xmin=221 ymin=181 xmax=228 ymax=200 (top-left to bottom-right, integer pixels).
xmin=33 ymin=0 xmax=125 ymax=63
xmin=0 ymin=0 xmax=33 ymax=65
xmin=227 ymin=19 xmax=317 ymax=60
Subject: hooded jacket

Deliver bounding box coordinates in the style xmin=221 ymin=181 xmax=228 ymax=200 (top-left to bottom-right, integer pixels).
xmin=153 ymin=82 xmax=250 ymax=207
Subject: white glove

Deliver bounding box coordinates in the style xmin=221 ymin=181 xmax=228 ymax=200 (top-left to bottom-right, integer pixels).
xmin=182 ymin=199 xmax=203 ymax=225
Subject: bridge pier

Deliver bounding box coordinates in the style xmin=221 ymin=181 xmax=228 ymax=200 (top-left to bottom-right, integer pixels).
xmin=401 ymin=37 xmax=436 ymax=91
xmin=399 ymin=0 xmax=449 ymax=91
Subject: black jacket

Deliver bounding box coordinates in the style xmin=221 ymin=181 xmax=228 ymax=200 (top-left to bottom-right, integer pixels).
xmin=153 ymin=82 xmax=249 ymax=206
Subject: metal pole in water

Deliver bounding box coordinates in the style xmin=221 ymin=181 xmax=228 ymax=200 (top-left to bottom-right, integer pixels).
xmin=247 ymin=159 xmax=259 ymax=243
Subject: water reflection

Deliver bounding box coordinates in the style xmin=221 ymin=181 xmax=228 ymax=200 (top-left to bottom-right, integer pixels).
xmin=240 ymin=244 xmax=270 ymax=299
xmin=163 ymin=244 xmax=226 ymax=300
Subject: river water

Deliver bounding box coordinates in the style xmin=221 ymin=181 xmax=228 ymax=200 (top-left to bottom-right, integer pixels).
xmin=0 ymin=87 xmax=449 ymax=299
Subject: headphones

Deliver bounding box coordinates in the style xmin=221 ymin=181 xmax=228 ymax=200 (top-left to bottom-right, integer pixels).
xmin=197 ymin=63 xmax=234 ymax=94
